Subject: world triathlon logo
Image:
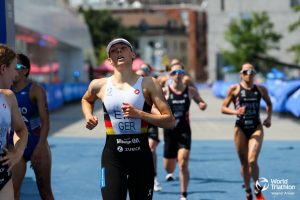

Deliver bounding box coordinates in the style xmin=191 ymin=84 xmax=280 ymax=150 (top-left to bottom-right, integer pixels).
xmin=256 ymin=177 xmax=269 ymax=191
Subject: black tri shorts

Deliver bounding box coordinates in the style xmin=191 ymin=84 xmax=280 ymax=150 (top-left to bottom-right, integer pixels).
xmin=100 ymin=134 xmax=154 ymax=200
xmin=0 ymin=153 xmax=12 ymax=191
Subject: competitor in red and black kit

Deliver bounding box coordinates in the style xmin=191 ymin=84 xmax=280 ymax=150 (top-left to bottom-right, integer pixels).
xmin=162 ymin=63 xmax=207 ymax=200
xmin=82 ymin=38 xmax=175 ymax=200
xmin=221 ymin=63 xmax=272 ymax=200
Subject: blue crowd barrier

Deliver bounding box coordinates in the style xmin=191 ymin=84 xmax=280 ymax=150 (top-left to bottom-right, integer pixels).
xmin=42 ymin=82 xmax=89 ymax=111
xmin=212 ymin=81 xmax=235 ymax=98
xmin=42 ymin=83 xmax=64 ymax=111
xmin=286 ymin=88 xmax=300 ymax=117
xmin=270 ymin=80 xmax=300 ymax=113
xmin=212 ymin=80 xmax=300 ymax=117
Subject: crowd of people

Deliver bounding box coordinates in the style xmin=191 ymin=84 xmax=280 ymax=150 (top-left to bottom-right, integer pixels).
xmin=0 ymin=38 xmax=272 ymax=200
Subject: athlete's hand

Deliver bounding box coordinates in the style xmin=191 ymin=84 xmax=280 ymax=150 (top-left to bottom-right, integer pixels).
xmin=198 ymin=102 xmax=207 ymax=110
xmin=121 ymin=102 xmax=139 ymax=118
xmin=236 ymin=106 xmax=246 ymax=115
xmin=85 ymin=115 xmax=98 ymax=130
xmin=263 ymin=117 xmax=271 ymax=128
xmin=0 ymin=148 xmax=23 ymax=171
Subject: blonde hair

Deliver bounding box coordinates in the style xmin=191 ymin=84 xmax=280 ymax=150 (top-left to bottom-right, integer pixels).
xmin=0 ymin=44 xmax=16 ymax=67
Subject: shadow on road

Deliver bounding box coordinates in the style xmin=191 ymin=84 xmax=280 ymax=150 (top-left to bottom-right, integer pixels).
xmin=49 ymin=101 xmax=102 ymax=135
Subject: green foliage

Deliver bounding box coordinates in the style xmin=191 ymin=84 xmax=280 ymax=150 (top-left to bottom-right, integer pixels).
xmin=79 ymin=9 xmax=135 ymax=64
xmin=288 ymin=5 xmax=300 ymax=64
xmin=223 ymin=11 xmax=282 ymax=72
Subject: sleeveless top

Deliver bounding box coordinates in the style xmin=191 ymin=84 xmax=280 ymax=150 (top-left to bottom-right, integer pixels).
xmin=102 ymin=77 xmax=151 ymax=135
xmin=167 ymin=85 xmax=191 ymax=125
xmin=0 ymin=93 xmax=11 ymax=154
xmin=13 ymin=83 xmax=41 ymax=135
xmin=233 ymin=84 xmax=262 ymax=128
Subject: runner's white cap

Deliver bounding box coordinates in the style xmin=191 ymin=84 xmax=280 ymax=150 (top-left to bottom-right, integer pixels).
xmin=106 ymin=38 xmax=133 ymax=55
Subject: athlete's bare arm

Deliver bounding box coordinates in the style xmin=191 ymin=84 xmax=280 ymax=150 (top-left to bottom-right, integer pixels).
xmin=122 ymin=77 xmax=175 ymax=129
xmin=188 ymin=86 xmax=207 ymax=110
xmin=82 ymin=78 xmax=106 ymax=130
xmin=221 ymin=84 xmax=245 ymax=115
xmin=1 ymin=90 xmax=27 ymax=171
xmin=183 ymin=75 xmax=197 ymax=88
xmin=29 ymin=83 xmax=50 ymax=165
xmin=257 ymin=85 xmax=272 ymax=128
xmin=31 ymin=83 xmax=49 ymax=144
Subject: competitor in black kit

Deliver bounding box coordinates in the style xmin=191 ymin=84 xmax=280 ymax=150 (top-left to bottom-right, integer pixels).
xmin=221 ymin=63 xmax=272 ymax=200
xmin=82 ymin=38 xmax=175 ymax=200
xmin=162 ymin=62 xmax=207 ymax=200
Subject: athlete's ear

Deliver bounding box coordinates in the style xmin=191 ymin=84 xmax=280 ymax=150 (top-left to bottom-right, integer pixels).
xmin=108 ymin=58 xmax=113 ymax=65
xmin=0 ymin=64 xmax=6 ymax=74
xmin=132 ymin=52 xmax=136 ymax=61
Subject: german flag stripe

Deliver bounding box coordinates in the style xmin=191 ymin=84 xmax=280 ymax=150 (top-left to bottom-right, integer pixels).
xmin=103 ymin=104 xmax=115 ymax=134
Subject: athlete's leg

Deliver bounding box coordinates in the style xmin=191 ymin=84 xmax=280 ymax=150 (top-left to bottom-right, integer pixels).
xmin=163 ymin=129 xmax=178 ymax=180
xmin=177 ymin=148 xmax=190 ymax=195
xmin=31 ymin=142 xmax=54 ymax=200
xmin=128 ymin=155 xmax=154 ymax=200
xmin=163 ymin=158 xmax=177 ymax=174
xmin=234 ymin=127 xmax=251 ymax=191
xmin=0 ymin=179 xmax=14 ymax=200
xmin=248 ymin=126 xmax=264 ymax=184
xmin=11 ymin=158 xmax=26 ymax=200
xmin=148 ymin=138 xmax=159 ymax=175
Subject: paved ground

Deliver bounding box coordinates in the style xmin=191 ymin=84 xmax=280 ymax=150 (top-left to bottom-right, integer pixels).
xmin=20 ymin=88 xmax=300 ymax=200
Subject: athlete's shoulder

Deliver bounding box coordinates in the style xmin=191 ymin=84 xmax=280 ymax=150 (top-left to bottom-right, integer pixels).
xmin=0 ymin=89 xmax=14 ymax=97
xmin=256 ymin=84 xmax=268 ymax=94
xmin=30 ymin=81 xmax=45 ymax=91
xmin=90 ymin=77 xmax=107 ymax=87
xmin=142 ymin=76 xmax=158 ymax=87
xmin=0 ymin=89 xmax=17 ymax=107
xmin=228 ymin=84 xmax=239 ymax=92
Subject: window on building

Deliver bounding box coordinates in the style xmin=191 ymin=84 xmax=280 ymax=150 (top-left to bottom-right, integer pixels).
xmin=221 ymin=0 xmax=225 ymax=11
xmin=174 ymin=42 xmax=178 ymax=51
xmin=180 ymin=41 xmax=186 ymax=51
xmin=291 ymin=0 xmax=300 ymax=7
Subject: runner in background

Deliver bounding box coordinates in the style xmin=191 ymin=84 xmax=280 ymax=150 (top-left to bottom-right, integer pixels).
xmin=221 ymin=63 xmax=272 ymax=200
xmin=136 ymin=63 xmax=162 ymax=192
xmin=162 ymin=62 xmax=207 ymax=200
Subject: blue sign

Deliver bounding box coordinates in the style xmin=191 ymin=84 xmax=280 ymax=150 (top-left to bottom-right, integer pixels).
xmin=0 ymin=0 xmax=15 ymax=47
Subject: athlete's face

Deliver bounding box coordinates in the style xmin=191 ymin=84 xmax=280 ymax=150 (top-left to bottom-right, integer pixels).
xmin=13 ymin=63 xmax=28 ymax=83
xmin=108 ymin=43 xmax=135 ymax=68
xmin=0 ymin=58 xmax=18 ymax=89
xmin=240 ymin=64 xmax=256 ymax=83
xmin=170 ymin=64 xmax=184 ymax=83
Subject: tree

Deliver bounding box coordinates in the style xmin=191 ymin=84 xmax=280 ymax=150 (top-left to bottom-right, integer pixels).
xmin=79 ymin=8 xmax=135 ymax=64
xmin=222 ymin=11 xmax=282 ymax=72
xmin=288 ymin=5 xmax=300 ymax=64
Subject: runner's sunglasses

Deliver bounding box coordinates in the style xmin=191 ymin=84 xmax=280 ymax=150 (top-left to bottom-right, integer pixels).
xmin=170 ymin=69 xmax=185 ymax=76
xmin=241 ymin=69 xmax=256 ymax=75
xmin=16 ymin=63 xmax=27 ymax=70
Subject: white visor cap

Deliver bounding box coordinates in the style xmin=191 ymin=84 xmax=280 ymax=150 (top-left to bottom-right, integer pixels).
xmin=106 ymin=38 xmax=133 ymax=55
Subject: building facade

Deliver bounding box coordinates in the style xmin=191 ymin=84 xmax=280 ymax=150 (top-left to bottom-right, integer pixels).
xmin=14 ymin=0 xmax=94 ymax=83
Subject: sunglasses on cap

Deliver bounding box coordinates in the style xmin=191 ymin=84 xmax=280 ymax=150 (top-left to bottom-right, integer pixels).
xmin=16 ymin=63 xmax=27 ymax=70
xmin=170 ymin=69 xmax=185 ymax=76
xmin=241 ymin=69 xmax=256 ymax=75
